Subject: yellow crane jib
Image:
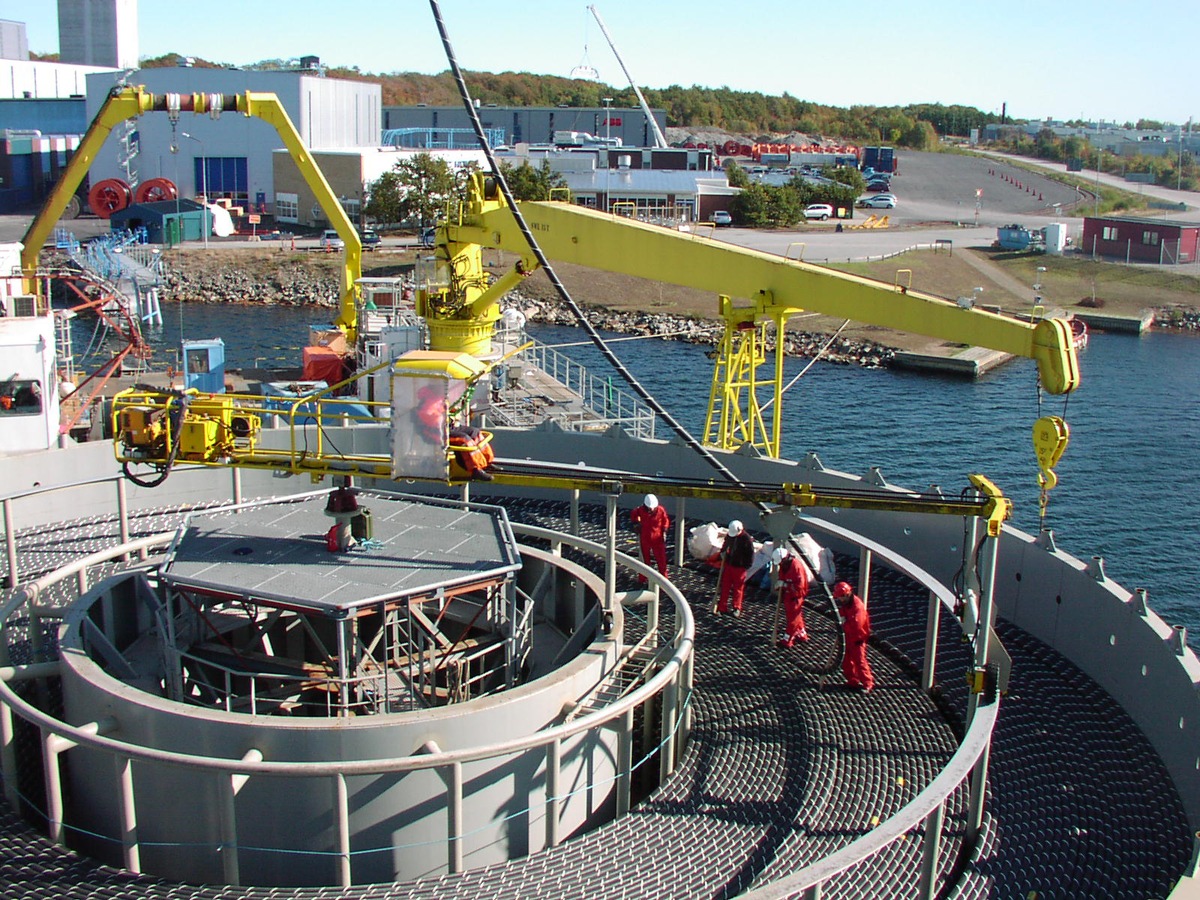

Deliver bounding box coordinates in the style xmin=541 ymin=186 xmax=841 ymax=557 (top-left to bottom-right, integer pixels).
xmin=444 ymin=173 xmax=1080 ymax=454
xmin=21 ymin=85 xmax=362 ymax=341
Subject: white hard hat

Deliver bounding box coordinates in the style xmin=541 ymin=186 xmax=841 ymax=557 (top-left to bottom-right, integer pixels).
xmin=644 ymin=494 xmax=658 ymax=509
xmin=771 ymin=547 xmax=788 ymax=565
xmin=728 ymin=520 xmax=744 ymax=536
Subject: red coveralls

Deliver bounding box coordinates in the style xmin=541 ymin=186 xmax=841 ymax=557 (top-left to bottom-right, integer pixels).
xmin=840 ymin=592 xmax=875 ymax=691
xmin=630 ymin=503 xmax=670 ymax=581
xmin=717 ymin=531 xmax=755 ymax=614
xmin=777 ymin=555 xmax=810 ymax=645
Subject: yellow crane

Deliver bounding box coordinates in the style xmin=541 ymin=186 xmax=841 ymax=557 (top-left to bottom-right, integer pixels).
xmin=21 ymin=85 xmax=363 ymax=341
xmin=430 ymin=173 xmax=1079 ymax=458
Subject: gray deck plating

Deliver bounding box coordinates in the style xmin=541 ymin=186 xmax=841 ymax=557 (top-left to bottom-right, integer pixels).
xmin=161 ymin=493 xmax=522 ymax=612
xmin=0 ymin=498 xmax=1188 ymax=900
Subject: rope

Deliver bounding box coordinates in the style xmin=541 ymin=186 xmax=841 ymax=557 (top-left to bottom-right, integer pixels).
xmin=429 ymin=1 xmax=762 ymax=509
xmin=761 ymin=319 xmax=851 ymax=413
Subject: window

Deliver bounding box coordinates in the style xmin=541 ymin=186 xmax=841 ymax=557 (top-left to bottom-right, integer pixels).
xmin=1101 ymin=226 xmax=1119 ymax=241
xmin=1142 ymin=231 xmax=1160 ymax=246
xmin=0 ymin=380 xmax=43 ymax=415
xmin=276 ymin=193 xmax=299 ymax=223
xmin=185 ymin=348 xmax=210 ymax=374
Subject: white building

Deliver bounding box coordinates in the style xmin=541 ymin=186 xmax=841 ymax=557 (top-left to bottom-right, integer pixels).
xmin=273 ymin=147 xmax=486 ymax=228
xmin=57 ymin=0 xmax=138 ymax=69
xmin=85 ymin=67 xmax=381 ymax=212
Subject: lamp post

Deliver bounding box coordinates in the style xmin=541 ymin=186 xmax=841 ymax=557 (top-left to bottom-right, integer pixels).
xmin=602 ymin=97 xmax=613 ymax=213
xmin=181 ymin=132 xmax=208 ymax=249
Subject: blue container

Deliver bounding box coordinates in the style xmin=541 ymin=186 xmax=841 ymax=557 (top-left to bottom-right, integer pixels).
xmin=182 ymin=339 xmax=226 ymax=394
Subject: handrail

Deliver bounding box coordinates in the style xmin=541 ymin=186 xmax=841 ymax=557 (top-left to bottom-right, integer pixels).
xmin=0 ymin=468 xmax=991 ymax=895
xmin=0 ymin=525 xmax=692 ymax=780
xmin=740 ymin=702 xmax=999 ymax=899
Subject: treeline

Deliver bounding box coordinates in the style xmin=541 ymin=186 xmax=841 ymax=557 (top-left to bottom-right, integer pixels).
xmin=992 ymin=129 xmax=1198 ymax=192
xmin=137 ymin=54 xmax=993 ymax=149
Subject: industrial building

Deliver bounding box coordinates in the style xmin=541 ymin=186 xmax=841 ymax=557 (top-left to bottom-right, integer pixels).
xmin=56 ymin=0 xmax=139 ymax=68
xmin=84 ymin=66 xmax=381 ymax=213
xmin=383 ymin=104 xmax=668 ymax=152
xmin=1082 ymin=215 xmax=1200 ymax=264
xmin=0 ymin=11 xmax=119 ymax=211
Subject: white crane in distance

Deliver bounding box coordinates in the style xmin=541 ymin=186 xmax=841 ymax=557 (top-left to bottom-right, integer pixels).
xmin=587 ymin=4 xmax=669 ymax=149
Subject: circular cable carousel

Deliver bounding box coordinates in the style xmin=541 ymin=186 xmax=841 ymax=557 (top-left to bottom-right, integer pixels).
xmin=0 ymin=489 xmax=1189 ymax=899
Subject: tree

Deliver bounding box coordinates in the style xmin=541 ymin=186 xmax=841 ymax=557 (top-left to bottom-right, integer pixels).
xmin=499 ymin=159 xmax=568 ymax=201
xmin=364 ymin=153 xmax=464 ymax=227
xmin=725 ymin=160 xmax=750 ymax=188
xmin=825 ymin=166 xmax=865 ymax=194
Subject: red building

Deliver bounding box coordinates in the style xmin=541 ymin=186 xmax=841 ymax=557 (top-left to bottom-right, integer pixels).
xmin=1083 ymin=215 xmax=1200 ymax=264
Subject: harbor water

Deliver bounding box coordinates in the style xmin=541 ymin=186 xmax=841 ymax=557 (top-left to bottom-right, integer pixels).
xmin=83 ymin=303 xmax=1199 ymax=639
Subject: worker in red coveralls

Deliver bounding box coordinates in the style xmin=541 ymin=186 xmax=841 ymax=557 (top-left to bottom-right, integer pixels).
xmin=448 ymin=425 xmax=495 ymax=481
xmin=772 ymin=547 xmax=810 ymax=647
xmin=630 ymin=493 xmax=670 ymax=584
xmin=414 ymin=385 xmax=494 ymax=481
xmin=715 ymin=519 xmax=755 ymax=617
xmin=833 ymin=581 xmax=875 ymax=692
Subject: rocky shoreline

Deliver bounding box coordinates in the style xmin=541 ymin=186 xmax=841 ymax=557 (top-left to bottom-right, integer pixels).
xmin=153 ymin=258 xmax=1197 ymax=367
xmin=156 ymin=260 xmax=896 ymax=368
xmin=1153 ymin=307 xmax=1200 ymax=332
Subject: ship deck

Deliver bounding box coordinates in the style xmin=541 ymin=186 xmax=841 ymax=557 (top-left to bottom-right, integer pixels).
xmin=0 ymin=497 xmax=1188 ymax=899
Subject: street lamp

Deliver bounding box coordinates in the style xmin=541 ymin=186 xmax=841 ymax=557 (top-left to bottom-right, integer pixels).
xmin=601 ymin=97 xmax=613 ymax=213
xmin=181 ymin=132 xmax=208 ymax=249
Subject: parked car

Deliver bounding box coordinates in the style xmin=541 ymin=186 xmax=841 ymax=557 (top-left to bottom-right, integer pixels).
xmin=866 ymin=180 xmax=892 ymax=192
xmin=803 ymin=203 xmax=834 ymax=221
xmin=858 ymin=194 xmax=897 ymax=209
xmin=320 ymin=229 xmax=344 ymax=251
xmin=712 ymin=210 xmax=733 ymax=227
xmin=358 ymin=228 xmax=381 ymax=250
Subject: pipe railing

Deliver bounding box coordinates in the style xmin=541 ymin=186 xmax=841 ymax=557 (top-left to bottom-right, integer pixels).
xmin=0 ymin=509 xmax=694 ymax=886
xmin=0 ymin=470 xmax=995 ymax=897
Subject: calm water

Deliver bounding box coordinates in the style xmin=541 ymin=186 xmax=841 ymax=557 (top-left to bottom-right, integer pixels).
xmin=83 ymin=303 xmax=1199 ymax=636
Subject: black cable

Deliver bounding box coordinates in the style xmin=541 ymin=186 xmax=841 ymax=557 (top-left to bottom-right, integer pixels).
xmin=428 ymin=1 xmax=765 ymax=511
xmin=121 ymin=392 xmax=190 ymax=488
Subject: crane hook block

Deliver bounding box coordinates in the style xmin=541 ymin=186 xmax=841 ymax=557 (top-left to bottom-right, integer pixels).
xmin=1032 ymin=415 xmax=1070 ymax=489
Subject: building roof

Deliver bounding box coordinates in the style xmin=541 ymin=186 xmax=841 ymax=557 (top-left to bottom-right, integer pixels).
xmin=562 ymin=169 xmax=726 ymax=195
xmin=111 ymin=199 xmax=205 ymax=218
xmin=1086 ymin=214 xmax=1200 ymax=229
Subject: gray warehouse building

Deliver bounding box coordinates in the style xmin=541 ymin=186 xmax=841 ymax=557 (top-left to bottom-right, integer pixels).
xmin=85 ymin=66 xmax=381 ymax=214
xmin=383 ymin=104 xmax=668 ymax=150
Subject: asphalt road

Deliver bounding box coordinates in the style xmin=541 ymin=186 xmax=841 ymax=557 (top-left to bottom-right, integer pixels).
xmin=3 ymin=150 xmax=1193 ymax=262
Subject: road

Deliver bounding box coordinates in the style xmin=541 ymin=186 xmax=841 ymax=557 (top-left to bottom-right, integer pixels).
xmin=4 ymin=149 xmax=1196 ymax=262
xmin=973 ymin=149 xmax=1200 ymax=218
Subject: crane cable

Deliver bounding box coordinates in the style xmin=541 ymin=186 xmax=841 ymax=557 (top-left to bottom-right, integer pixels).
xmin=428 ymin=0 xmax=763 ymax=509
xmin=760 ymin=319 xmax=850 ymax=413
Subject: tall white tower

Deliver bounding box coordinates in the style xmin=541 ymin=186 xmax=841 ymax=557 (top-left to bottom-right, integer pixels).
xmin=58 ymin=0 xmax=138 ymax=69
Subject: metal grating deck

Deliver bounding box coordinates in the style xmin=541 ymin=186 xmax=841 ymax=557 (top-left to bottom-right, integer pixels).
xmin=0 ymin=497 xmax=1188 ymax=899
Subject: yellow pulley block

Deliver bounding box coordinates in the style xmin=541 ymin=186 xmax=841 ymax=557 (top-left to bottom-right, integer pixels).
xmin=1032 ymin=415 xmax=1070 ymax=492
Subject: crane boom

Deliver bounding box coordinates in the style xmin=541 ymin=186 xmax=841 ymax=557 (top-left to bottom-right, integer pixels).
xmin=20 ymin=86 xmax=363 ymax=340
xmin=587 ymin=5 xmax=669 ymax=150
xmin=444 ymin=179 xmax=1080 ymax=397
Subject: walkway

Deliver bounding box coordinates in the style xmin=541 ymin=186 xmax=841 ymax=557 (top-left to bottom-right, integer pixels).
xmin=0 ymin=498 xmax=1188 ymax=899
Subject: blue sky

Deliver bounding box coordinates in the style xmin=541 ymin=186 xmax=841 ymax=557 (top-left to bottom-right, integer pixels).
xmin=8 ymin=0 xmax=1194 ymax=125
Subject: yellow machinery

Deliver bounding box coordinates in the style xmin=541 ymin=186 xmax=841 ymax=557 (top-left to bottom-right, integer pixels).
xmin=434 ymin=174 xmax=1079 ymax=458
xmin=21 ymin=86 xmax=363 ymax=341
